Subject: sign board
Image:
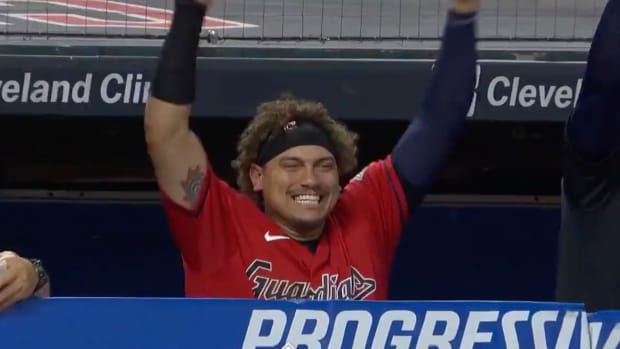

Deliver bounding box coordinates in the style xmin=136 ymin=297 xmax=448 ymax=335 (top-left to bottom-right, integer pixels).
xmin=2 ymin=297 xmax=615 ymax=349
xmin=0 ymin=54 xmax=586 ymax=122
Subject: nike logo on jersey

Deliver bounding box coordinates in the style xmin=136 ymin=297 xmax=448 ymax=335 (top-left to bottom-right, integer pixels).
xmin=264 ymin=231 xmax=290 ymax=242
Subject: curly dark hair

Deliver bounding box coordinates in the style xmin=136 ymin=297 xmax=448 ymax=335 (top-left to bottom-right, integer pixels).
xmin=231 ymin=95 xmax=359 ymax=203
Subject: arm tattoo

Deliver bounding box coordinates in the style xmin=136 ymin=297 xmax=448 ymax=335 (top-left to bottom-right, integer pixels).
xmin=180 ymin=165 xmax=205 ymax=206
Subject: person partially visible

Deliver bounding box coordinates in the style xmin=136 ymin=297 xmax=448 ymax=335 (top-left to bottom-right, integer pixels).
xmin=556 ymin=0 xmax=620 ymax=311
xmin=0 ymin=251 xmax=49 ymax=313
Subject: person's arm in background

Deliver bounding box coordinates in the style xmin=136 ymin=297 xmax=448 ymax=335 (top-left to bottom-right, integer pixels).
xmin=0 ymin=251 xmax=50 ymax=313
xmin=144 ymin=0 xmax=212 ymax=211
xmin=391 ymin=0 xmax=479 ymax=211
xmin=564 ymin=0 xmax=620 ymax=209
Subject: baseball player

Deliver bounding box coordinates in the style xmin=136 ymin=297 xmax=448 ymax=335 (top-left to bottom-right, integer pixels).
xmin=145 ymin=0 xmax=479 ymax=300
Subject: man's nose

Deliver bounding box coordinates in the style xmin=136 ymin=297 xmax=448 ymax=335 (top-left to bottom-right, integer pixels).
xmin=300 ymin=166 xmax=318 ymax=187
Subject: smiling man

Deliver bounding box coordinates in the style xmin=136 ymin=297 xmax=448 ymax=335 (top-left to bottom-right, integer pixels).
xmin=145 ymin=0 xmax=479 ymax=300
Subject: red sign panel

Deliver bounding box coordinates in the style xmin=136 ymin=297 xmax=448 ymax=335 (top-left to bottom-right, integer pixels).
xmin=4 ymin=0 xmax=255 ymax=29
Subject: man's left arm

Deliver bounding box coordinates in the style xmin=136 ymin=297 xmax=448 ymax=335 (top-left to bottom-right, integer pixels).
xmin=392 ymin=0 xmax=479 ymax=211
xmin=0 ymin=251 xmax=50 ymax=312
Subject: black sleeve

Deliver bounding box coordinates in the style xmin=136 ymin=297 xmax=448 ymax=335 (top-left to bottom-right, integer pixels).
xmin=391 ymin=10 xmax=477 ymax=214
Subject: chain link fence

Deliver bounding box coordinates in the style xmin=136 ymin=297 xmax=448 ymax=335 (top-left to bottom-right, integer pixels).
xmin=0 ymin=0 xmax=604 ymax=40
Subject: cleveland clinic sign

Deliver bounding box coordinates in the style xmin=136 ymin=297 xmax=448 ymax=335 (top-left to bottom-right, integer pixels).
xmin=0 ymin=55 xmax=587 ymax=122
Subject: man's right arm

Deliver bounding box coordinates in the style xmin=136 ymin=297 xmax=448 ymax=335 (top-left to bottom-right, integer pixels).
xmin=145 ymin=0 xmax=211 ymax=211
xmin=564 ymin=0 xmax=620 ymax=209
xmin=145 ymin=100 xmax=207 ymax=211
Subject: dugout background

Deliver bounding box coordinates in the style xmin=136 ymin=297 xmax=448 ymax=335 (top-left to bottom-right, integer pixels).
xmin=0 ymin=116 xmax=564 ymax=301
xmin=0 ymin=116 xmax=563 ymax=195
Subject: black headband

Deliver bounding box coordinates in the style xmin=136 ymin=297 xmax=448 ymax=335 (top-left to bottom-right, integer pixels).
xmin=256 ymin=120 xmax=337 ymax=165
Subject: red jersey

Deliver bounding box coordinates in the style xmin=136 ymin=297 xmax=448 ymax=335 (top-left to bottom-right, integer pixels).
xmin=161 ymin=155 xmax=408 ymax=300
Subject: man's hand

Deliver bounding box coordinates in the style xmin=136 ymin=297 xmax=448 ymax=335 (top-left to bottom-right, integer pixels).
xmin=453 ymin=0 xmax=480 ymax=14
xmin=0 ymin=251 xmax=40 ymax=313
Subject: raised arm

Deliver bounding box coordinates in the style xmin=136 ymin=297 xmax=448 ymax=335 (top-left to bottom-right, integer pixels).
xmin=334 ymin=0 xmax=479 ymax=259
xmin=391 ymin=0 xmax=478 ymax=209
xmin=144 ymin=0 xmax=211 ymax=210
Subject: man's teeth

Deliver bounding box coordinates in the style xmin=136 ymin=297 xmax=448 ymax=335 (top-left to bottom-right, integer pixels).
xmin=294 ymin=194 xmax=320 ymax=204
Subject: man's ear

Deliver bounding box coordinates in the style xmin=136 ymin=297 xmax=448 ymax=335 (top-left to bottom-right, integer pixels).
xmin=249 ymin=163 xmax=264 ymax=191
